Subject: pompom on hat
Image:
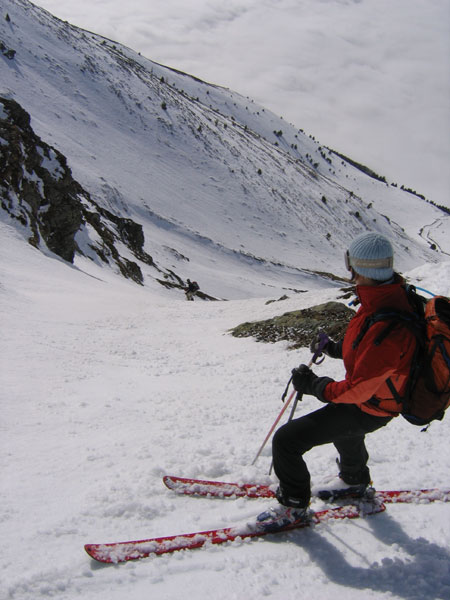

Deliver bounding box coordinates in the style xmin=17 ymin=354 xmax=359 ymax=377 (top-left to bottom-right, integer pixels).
xmin=345 ymin=232 xmax=394 ymax=281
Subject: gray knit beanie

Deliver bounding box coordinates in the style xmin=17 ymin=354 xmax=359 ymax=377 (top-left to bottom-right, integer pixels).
xmin=347 ymin=232 xmax=394 ymax=281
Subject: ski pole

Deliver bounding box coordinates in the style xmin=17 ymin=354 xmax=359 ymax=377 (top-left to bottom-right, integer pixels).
xmin=251 ymin=389 xmax=296 ymax=465
xmin=283 ymin=331 xmax=329 ymax=424
xmin=268 ymin=343 xmax=325 ymax=474
xmin=252 ymin=332 xmax=329 ymax=466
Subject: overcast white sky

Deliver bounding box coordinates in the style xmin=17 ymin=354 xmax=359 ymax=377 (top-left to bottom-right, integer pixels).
xmin=31 ymin=0 xmax=449 ymax=208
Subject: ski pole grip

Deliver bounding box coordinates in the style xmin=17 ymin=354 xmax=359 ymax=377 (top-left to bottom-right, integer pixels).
xmin=311 ymin=332 xmax=329 ymax=365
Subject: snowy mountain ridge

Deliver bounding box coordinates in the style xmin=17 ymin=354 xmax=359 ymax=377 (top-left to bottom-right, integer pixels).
xmin=1 ymin=0 xmax=448 ymax=299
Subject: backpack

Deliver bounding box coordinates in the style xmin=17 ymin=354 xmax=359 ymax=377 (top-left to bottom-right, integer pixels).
xmin=353 ymin=287 xmax=450 ymax=426
xmin=186 ymin=281 xmax=199 ymax=293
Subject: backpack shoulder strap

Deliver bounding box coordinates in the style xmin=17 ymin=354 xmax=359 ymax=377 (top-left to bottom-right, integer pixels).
xmin=352 ymin=284 xmax=428 ymax=352
xmin=352 ymin=306 xmax=424 ymax=351
xmin=404 ymin=284 xmax=427 ymax=317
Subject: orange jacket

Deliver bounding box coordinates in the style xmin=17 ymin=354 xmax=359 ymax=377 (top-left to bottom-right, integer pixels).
xmin=323 ymin=280 xmax=417 ymax=417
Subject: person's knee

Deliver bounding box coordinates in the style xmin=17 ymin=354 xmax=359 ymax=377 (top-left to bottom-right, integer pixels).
xmin=272 ymin=427 xmax=284 ymax=451
xmin=272 ymin=425 xmax=297 ymax=456
xmin=273 ymin=423 xmax=308 ymax=455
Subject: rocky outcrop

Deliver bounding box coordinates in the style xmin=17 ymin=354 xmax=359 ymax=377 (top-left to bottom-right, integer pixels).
xmin=230 ymin=301 xmax=354 ymax=349
xmin=0 ymin=96 xmax=154 ymax=284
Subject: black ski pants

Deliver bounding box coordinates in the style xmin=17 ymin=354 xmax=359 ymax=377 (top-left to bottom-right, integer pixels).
xmin=272 ymin=403 xmax=392 ymax=506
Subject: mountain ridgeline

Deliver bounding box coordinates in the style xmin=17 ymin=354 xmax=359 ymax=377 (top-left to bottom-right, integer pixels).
xmin=0 ymin=0 xmax=447 ymax=299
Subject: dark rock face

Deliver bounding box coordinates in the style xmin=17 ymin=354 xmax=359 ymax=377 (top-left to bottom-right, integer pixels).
xmin=0 ymin=97 xmax=83 ymax=261
xmin=0 ymin=96 xmax=154 ymax=284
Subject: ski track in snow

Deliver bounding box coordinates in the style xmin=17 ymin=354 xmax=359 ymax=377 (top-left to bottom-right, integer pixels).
xmin=1 ymin=222 xmax=450 ymax=600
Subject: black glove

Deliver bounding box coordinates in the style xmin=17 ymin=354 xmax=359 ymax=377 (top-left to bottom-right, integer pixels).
xmin=309 ymin=334 xmax=343 ymax=360
xmin=291 ymin=364 xmax=334 ymax=402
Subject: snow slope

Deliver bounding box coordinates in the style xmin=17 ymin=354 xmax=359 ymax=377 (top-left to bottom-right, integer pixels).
xmin=29 ymin=0 xmax=450 ymax=211
xmin=1 ymin=0 xmax=448 ymax=301
xmin=1 ymin=217 xmax=450 ymax=600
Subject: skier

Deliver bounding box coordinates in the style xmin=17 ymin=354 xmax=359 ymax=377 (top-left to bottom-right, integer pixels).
xmin=257 ymin=232 xmax=418 ymax=532
xmin=185 ymin=279 xmax=200 ymax=301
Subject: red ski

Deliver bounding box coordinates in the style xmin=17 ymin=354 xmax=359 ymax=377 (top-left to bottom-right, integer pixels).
xmin=163 ymin=475 xmax=450 ymax=504
xmin=84 ymin=502 xmax=385 ymax=564
xmin=163 ymin=475 xmax=276 ymax=498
